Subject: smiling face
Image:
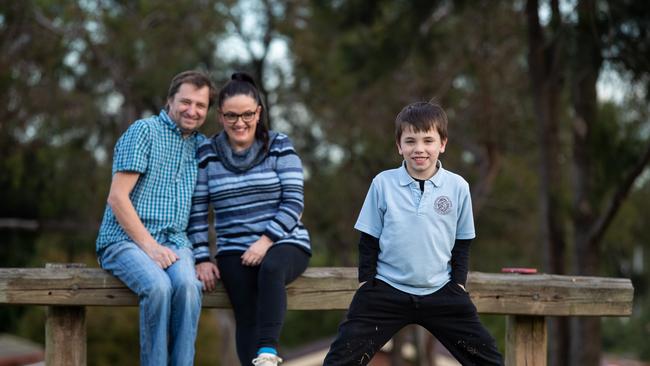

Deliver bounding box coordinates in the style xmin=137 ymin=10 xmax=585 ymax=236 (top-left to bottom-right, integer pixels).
xmin=397 ymin=125 xmax=447 ymax=180
xmin=167 ymin=83 xmax=211 ymax=136
xmin=218 ymin=94 xmax=261 ymax=151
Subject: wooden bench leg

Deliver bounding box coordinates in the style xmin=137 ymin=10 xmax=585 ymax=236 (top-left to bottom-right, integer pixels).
xmin=505 ymin=315 xmax=547 ymax=366
xmin=45 ymin=263 xmax=87 ymax=366
xmin=46 ymin=305 xmax=86 ymax=366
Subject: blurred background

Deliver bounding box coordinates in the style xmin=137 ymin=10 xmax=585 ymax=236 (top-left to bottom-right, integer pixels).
xmin=1 ymin=0 xmax=649 ymax=365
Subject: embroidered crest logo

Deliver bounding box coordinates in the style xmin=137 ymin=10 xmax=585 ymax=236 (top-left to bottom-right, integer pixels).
xmin=434 ymin=196 xmax=452 ymax=215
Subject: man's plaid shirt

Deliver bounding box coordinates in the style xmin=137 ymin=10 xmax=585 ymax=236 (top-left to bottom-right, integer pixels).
xmin=96 ymin=110 xmax=205 ymax=252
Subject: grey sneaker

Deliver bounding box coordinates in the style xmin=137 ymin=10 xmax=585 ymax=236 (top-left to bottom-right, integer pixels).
xmin=252 ymin=353 xmax=283 ymax=366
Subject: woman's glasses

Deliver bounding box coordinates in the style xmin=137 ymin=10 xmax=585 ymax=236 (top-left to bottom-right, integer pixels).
xmin=222 ymin=111 xmax=256 ymax=124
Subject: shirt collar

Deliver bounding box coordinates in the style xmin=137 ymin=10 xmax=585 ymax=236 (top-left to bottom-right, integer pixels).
xmin=397 ymin=160 xmax=445 ymax=187
xmin=159 ymin=109 xmax=199 ymax=139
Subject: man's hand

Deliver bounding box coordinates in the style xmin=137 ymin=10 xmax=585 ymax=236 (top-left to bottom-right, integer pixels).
xmin=241 ymin=235 xmax=273 ymax=266
xmin=142 ymin=242 xmax=179 ymax=269
xmin=457 ymin=283 xmax=467 ymax=292
xmin=196 ymin=262 xmax=220 ymax=292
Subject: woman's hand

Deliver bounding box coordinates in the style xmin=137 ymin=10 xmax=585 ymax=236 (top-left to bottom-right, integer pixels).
xmin=241 ymin=235 xmax=273 ymax=266
xmin=196 ymin=262 xmax=220 ymax=292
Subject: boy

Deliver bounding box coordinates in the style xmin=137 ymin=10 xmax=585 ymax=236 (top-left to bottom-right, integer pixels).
xmin=323 ymin=102 xmax=503 ymax=365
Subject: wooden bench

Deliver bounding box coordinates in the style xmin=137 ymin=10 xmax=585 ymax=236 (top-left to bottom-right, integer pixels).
xmin=0 ymin=264 xmax=634 ymax=366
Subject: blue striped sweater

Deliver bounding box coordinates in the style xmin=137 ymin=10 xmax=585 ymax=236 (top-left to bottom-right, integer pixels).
xmin=188 ymin=132 xmax=311 ymax=263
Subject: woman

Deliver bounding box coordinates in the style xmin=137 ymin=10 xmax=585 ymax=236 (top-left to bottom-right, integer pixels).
xmin=189 ymin=72 xmax=311 ymax=366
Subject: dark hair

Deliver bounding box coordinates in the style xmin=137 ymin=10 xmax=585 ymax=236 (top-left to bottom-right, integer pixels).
xmin=218 ymin=72 xmax=270 ymax=150
xmin=167 ymin=70 xmax=217 ymax=108
xmin=395 ymin=101 xmax=448 ymax=142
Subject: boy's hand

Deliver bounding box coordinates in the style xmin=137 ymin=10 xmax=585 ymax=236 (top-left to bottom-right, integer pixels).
xmin=358 ymin=281 xmax=367 ymax=289
xmin=457 ymin=283 xmax=467 ymax=292
xmin=196 ymin=262 xmax=220 ymax=292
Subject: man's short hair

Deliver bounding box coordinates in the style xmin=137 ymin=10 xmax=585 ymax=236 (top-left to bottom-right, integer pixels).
xmin=167 ymin=70 xmax=217 ymax=108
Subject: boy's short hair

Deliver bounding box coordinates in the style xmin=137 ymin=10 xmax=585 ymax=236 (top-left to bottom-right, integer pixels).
xmin=395 ymin=101 xmax=448 ymax=142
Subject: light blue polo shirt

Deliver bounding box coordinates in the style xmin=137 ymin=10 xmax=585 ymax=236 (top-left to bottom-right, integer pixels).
xmin=354 ymin=161 xmax=475 ymax=295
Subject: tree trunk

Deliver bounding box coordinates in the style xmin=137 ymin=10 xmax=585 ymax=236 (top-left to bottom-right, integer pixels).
xmin=569 ymin=0 xmax=602 ymax=364
xmin=525 ymin=1 xmax=569 ymax=364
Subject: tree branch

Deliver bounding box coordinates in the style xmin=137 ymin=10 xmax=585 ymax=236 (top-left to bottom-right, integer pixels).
xmin=588 ymin=141 xmax=650 ymax=244
xmin=471 ymin=143 xmax=501 ymax=214
xmin=0 ymin=218 xmax=99 ymax=232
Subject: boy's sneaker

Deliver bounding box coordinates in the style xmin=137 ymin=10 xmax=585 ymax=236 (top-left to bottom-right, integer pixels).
xmin=252 ymin=353 xmax=283 ymax=366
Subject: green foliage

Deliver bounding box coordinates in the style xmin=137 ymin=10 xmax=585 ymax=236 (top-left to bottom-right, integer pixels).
xmin=280 ymin=310 xmax=345 ymax=349
xmin=287 ymin=1 xmax=533 ymax=272
xmin=601 ymin=184 xmax=650 ymax=359
xmin=480 ymin=315 xmax=506 ymax=355
xmin=87 ymin=308 xmax=140 ymax=366
xmin=603 ymin=309 xmax=650 ymax=361
xmin=587 ymin=100 xmax=649 ymax=201
xmin=473 ymin=154 xmax=543 ymax=272
xmin=1 ymin=0 xmax=650 ymax=363
xmin=0 ymin=232 xmax=39 ymax=333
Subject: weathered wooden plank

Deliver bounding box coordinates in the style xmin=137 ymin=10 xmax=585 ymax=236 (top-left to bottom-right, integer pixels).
xmin=505 ymin=315 xmax=547 ymax=366
xmin=285 ymin=267 xmax=357 ymax=310
xmin=467 ymin=272 xmax=634 ymax=316
xmin=0 ymin=268 xmax=634 ymax=315
xmin=0 ymin=267 xmax=359 ymax=310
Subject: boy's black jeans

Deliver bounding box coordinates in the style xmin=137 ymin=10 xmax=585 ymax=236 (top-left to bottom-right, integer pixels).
xmin=323 ymin=279 xmax=504 ymax=366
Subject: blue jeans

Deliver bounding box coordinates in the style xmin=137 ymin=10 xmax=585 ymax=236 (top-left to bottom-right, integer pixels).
xmin=99 ymin=241 xmax=203 ymax=366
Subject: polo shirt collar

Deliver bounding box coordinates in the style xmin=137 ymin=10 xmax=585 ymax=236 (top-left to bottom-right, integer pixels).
xmin=398 ymin=160 xmax=445 ymax=187
xmin=159 ymin=109 xmax=199 ymax=139
xmin=431 ymin=161 xmax=445 ymax=187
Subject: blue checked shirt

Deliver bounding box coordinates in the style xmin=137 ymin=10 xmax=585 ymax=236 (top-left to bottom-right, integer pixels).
xmin=96 ymin=110 xmax=205 ymax=252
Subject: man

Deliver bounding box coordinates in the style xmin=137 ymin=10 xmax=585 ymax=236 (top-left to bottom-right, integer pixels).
xmin=96 ymin=70 xmax=216 ymax=366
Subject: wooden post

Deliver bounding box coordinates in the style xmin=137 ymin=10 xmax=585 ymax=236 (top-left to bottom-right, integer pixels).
xmin=45 ymin=263 xmax=86 ymax=366
xmin=505 ymin=315 xmax=547 ymax=366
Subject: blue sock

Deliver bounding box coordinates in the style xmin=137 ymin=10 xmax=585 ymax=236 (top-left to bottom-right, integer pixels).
xmin=257 ymin=347 xmax=277 ymax=355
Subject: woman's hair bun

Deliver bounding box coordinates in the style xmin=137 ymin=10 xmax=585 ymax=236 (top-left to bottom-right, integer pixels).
xmin=231 ymin=72 xmax=256 ymax=86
